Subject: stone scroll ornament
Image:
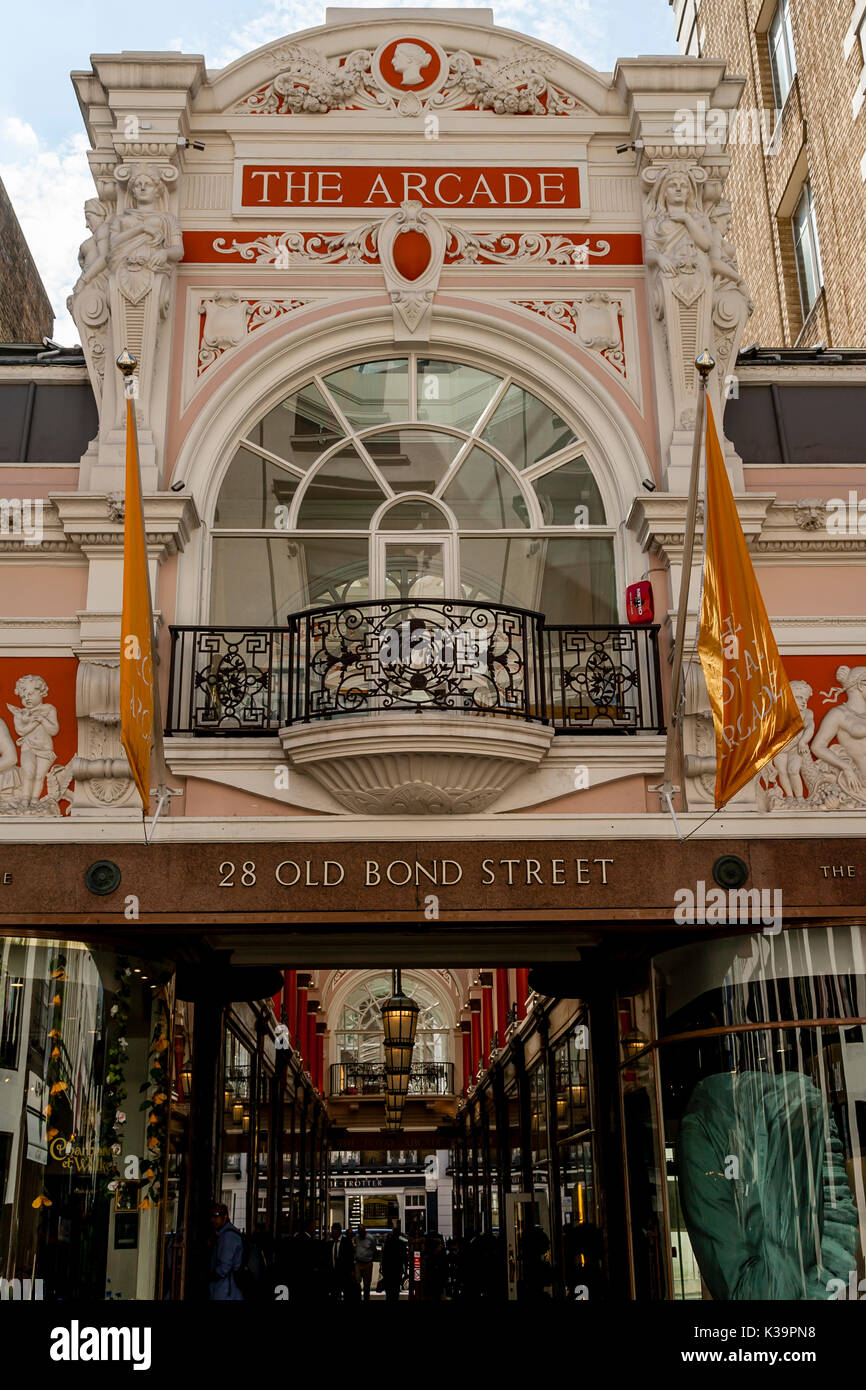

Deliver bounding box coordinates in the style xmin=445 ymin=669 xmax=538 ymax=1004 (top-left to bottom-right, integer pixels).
xmin=68 ymin=164 xmax=183 ymax=431
xmin=230 ymin=41 xmax=583 ymax=117
xmin=641 ymin=159 xmax=752 ymax=429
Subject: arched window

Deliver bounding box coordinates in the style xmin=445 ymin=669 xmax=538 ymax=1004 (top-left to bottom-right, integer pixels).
xmin=210 ymin=356 xmax=617 ymax=625
xmin=335 ymin=972 xmax=451 ymax=1067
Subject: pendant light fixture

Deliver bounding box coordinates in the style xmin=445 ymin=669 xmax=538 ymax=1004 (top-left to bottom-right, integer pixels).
xmin=381 ymin=969 xmax=419 ymax=1130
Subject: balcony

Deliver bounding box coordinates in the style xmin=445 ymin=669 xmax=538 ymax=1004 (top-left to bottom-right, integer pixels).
xmin=166 ymin=601 xmax=663 ymax=813
xmin=329 ymin=1061 xmax=455 ymax=1098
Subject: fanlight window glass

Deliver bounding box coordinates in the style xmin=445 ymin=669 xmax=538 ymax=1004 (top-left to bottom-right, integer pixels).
xmin=211 ymin=356 xmax=615 ymax=625
xmin=336 ymin=973 xmax=451 ymax=1068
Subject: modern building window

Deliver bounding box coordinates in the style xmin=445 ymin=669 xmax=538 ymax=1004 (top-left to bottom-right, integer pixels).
xmin=210 ymin=356 xmax=616 ymax=628
xmin=792 ymin=182 xmax=823 ymax=319
xmin=768 ymin=0 xmax=796 ymax=108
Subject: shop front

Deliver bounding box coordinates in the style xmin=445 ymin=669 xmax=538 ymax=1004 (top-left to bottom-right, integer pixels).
xmin=1 ymin=8 xmax=865 ymax=1311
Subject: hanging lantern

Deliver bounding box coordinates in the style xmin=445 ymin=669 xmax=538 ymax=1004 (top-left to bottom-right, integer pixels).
xmin=381 ymin=970 xmax=419 ymax=1072
xmin=385 ymin=1095 xmax=404 ymax=1129
xmin=232 ymin=1100 xmax=244 ymax=1124
xmin=570 ymin=1079 xmax=588 ymax=1110
xmin=180 ymin=1062 xmax=192 ymax=1099
xmin=621 ymin=1027 xmax=649 ymax=1062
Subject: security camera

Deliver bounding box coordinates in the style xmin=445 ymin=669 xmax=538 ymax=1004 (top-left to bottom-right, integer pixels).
xmin=177 ymin=135 xmax=205 ymax=151
xmin=616 ymin=140 xmax=644 ymax=154
xmin=810 ymin=342 xmax=826 ymax=354
xmin=170 ymin=480 xmax=185 ymax=493
xmin=738 ymin=342 xmax=758 ymax=357
xmin=641 ymin=477 xmax=656 ymax=493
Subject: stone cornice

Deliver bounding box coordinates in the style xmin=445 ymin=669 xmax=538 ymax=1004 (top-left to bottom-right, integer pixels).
xmin=627 ymin=493 xmax=866 ymax=564
xmin=627 ymin=493 xmax=772 ymax=560
xmin=51 ymin=493 xmax=200 ymax=556
xmin=735 ymin=362 xmax=866 ymax=384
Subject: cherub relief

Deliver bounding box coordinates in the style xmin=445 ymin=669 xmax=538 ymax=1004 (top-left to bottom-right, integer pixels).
xmin=759 ymin=665 xmax=866 ymax=811
xmin=0 ymin=675 xmax=67 ymax=815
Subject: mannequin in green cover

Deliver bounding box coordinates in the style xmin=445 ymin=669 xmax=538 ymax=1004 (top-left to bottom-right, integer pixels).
xmin=677 ymin=1070 xmax=860 ymax=1299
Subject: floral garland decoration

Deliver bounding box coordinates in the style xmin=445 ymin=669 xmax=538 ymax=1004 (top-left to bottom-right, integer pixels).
xmin=138 ymin=984 xmax=171 ymax=1209
xmin=33 ymin=951 xmax=68 ymax=1209
xmin=100 ymin=958 xmax=132 ymax=1199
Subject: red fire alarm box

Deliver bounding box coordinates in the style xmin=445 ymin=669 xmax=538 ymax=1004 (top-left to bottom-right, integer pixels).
xmin=626 ymin=581 xmax=654 ymax=625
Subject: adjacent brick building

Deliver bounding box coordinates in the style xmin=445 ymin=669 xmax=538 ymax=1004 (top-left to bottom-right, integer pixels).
xmin=670 ymin=0 xmax=866 ymax=347
xmin=0 ymin=177 xmax=53 ymax=341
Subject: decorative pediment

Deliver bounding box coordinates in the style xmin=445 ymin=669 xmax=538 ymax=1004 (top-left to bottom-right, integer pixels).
xmin=228 ymin=40 xmax=586 ymax=118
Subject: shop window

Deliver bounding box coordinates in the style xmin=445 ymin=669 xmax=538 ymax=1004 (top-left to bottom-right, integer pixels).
xmin=792 ymin=182 xmax=823 ymax=320
xmin=210 ymin=356 xmax=616 ymax=627
xmin=0 ymin=970 xmax=24 ymax=1069
xmin=652 ymin=929 xmax=866 ymax=1300
xmin=767 ymin=0 xmax=796 ymax=109
xmin=0 ymin=940 xmax=169 ymax=1301
xmin=663 ymin=1027 xmax=865 ymax=1299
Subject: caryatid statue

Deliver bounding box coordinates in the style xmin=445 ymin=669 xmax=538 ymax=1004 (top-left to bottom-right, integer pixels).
xmin=641 ymin=161 xmax=751 ymax=434
xmin=68 ymin=163 xmax=183 ymax=440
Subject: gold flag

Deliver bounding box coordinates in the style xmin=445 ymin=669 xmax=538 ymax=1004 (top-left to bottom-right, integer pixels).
xmin=698 ymin=397 xmax=803 ymax=807
xmin=119 ymin=393 xmax=155 ymax=809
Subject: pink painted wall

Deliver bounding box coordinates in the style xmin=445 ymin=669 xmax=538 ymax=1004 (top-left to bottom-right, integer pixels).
xmin=179 ymin=777 xmax=322 ymax=817
xmin=1 ymin=565 xmax=88 ymax=615
xmin=758 ymin=566 xmax=864 ymax=616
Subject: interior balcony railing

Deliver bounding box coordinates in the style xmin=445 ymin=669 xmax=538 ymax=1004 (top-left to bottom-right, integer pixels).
xmin=329 ymin=1061 xmax=455 ymax=1097
xmin=165 ymin=600 xmax=664 ymax=738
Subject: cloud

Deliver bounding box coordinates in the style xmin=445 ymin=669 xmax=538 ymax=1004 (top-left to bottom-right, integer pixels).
xmin=1 ymin=116 xmax=41 ymax=152
xmin=201 ymin=0 xmax=611 ymax=71
xmin=0 ymin=130 xmax=92 ymax=345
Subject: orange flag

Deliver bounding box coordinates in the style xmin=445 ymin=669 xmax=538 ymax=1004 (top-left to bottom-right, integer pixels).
xmin=698 ymin=397 xmax=803 ymax=807
xmin=119 ymin=393 xmax=155 ymax=809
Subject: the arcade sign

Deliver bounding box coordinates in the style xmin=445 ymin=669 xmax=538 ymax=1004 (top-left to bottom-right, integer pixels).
xmin=238 ymin=163 xmax=581 ymax=211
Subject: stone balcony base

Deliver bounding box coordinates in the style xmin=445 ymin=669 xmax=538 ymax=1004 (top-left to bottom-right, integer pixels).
xmin=278 ymin=713 xmax=555 ymax=814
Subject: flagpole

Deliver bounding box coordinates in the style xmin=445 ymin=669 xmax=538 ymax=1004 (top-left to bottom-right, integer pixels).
xmin=117 ymin=350 xmax=180 ymax=841
xmin=654 ymin=349 xmax=715 ymax=833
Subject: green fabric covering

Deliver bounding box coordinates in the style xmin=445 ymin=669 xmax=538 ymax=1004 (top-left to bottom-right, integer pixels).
xmin=677 ymin=1070 xmax=861 ymax=1300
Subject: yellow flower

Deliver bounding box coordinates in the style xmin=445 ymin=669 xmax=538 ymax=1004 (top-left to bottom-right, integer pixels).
xmin=147 ymin=1137 xmax=159 ymax=1150
xmin=51 ymin=1047 xmax=61 ymax=1060
xmin=52 ymin=994 xmax=62 ymax=1005
xmin=153 ymin=1038 xmax=168 ymax=1052
xmin=46 ymin=1128 xmax=59 ymax=1141
xmin=51 ymin=969 xmax=66 ymax=980
xmin=50 ymin=1082 xmax=67 ymax=1095
xmin=144 ymin=1168 xmax=154 ymax=1179
xmin=32 ymin=1195 xmax=53 ymax=1209
xmin=153 ymin=1093 xmax=167 ymax=1104
xmin=48 ymin=1028 xmax=62 ymax=1039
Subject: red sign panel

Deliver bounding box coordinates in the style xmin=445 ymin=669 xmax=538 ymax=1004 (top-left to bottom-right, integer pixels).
xmin=240 ymin=164 xmax=581 ymax=210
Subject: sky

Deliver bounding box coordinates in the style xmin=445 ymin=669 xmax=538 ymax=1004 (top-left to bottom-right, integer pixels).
xmin=0 ymin=0 xmax=676 ymax=343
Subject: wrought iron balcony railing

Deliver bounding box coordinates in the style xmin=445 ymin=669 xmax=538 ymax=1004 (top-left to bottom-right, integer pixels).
xmin=329 ymin=1061 xmax=455 ymax=1097
xmin=165 ymin=600 xmax=664 ymax=737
